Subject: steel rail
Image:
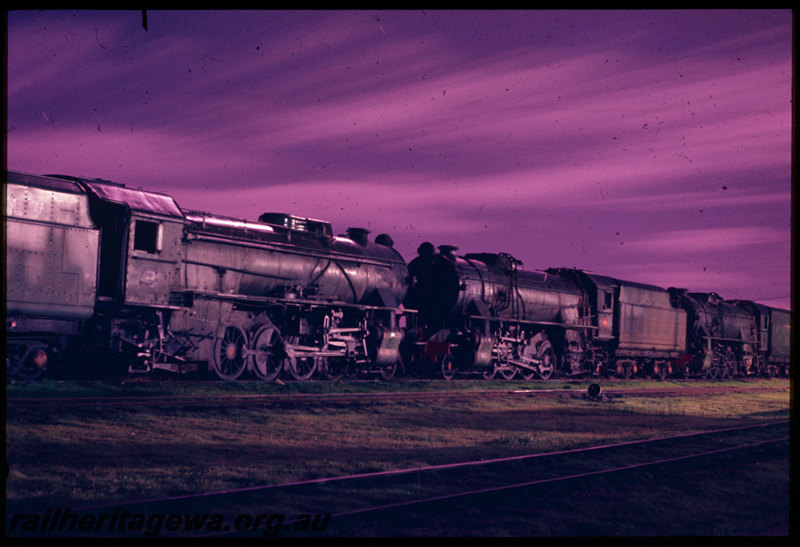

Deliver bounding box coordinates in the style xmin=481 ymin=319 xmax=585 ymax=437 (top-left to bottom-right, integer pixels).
xmin=326 ymin=434 xmax=790 ymax=523
xmin=52 ymin=419 xmax=788 ymax=514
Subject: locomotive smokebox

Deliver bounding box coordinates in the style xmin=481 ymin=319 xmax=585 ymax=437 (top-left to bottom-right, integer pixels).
xmin=404 ymin=243 xmax=461 ymax=329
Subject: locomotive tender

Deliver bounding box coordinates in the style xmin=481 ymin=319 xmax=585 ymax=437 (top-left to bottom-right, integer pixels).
xmin=6 ymin=172 xmax=100 ymax=377
xmin=4 ymin=169 xmax=791 ymax=381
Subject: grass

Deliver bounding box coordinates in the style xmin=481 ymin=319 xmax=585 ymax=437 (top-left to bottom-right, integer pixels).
xmin=5 ymin=374 xmax=789 ymax=401
xmin=5 ymin=377 xmax=791 ymax=535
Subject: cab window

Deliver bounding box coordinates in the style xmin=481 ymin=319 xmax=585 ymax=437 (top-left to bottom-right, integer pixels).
xmin=133 ymin=220 xmax=161 ymax=253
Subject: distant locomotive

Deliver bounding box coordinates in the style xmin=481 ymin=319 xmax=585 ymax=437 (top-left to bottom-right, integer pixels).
xmin=4 ymin=169 xmax=791 ymax=382
xmin=403 ymin=244 xmax=587 ymax=380
xmin=669 ymin=290 xmax=791 ymax=378
xmin=403 ymin=245 xmax=688 ymax=380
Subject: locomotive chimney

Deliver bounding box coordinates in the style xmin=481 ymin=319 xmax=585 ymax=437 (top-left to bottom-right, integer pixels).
xmin=347 ymin=227 xmax=370 ymax=246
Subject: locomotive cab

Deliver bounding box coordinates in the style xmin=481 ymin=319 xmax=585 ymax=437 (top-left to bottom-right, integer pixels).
xmin=55 ymin=177 xmax=190 ymax=373
xmin=79 ymin=178 xmax=185 ymax=309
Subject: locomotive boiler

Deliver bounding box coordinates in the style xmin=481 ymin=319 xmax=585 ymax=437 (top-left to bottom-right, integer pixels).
xmin=404 ymin=243 xmax=590 ymax=379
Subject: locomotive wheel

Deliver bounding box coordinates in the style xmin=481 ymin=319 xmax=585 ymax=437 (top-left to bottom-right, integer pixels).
xmin=379 ymin=361 xmax=397 ymax=381
xmin=250 ymin=324 xmax=285 ymax=382
xmin=493 ymin=341 xmax=516 ymax=380
xmin=345 ymin=362 xmax=363 ymax=379
xmin=536 ymin=341 xmax=556 ymax=380
xmin=286 ymin=337 xmax=317 ymax=381
xmin=214 ymin=326 xmax=248 ymax=381
xmin=441 ymin=353 xmax=456 ymax=381
xmin=499 ymin=366 xmax=517 ymax=381
xmin=481 ymin=366 xmax=497 ymax=380
xmin=518 ymin=342 xmax=537 ymax=381
xmin=519 ymin=367 xmax=536 ymax=381
xmin=723 ymin=348 xmax=737 ymax=378
xmin=652 ymin=360 xmax=669 ymax=380
xmin=319 ymin=356 xmax=349 ymax=381
xmin=8 ymin=345 xmax=48 ymax=382
xmin=615 ymin=360 xmax=636 ymax=379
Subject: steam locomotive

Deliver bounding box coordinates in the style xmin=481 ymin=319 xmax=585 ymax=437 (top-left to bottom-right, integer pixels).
xmin=404 ymin=246 xmax=790 ymax=380
xmin=5 ymin=169 xmax=791 ymax=382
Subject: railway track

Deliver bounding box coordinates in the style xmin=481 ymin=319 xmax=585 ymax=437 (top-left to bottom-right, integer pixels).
xmin=9 ymin=420 xmax=787 ymax=537
xmin=324 ymin=423 xmax=790 ymax=523
xmin=322 ymin=423 xmax=790 ymax=537
xmin=5 ymin=383 xmax=789 ymax=409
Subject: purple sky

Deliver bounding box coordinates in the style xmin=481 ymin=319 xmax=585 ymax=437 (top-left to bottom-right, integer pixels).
xmin=6 ymin=10 xmax=793 ymax=310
